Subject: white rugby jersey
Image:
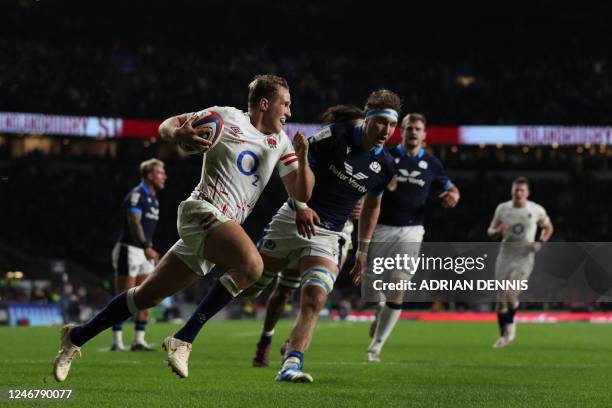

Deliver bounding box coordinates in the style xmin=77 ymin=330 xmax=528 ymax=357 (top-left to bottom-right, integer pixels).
xmin=492 ymin=200 xmax=549 ymax=243
xmin=189 ymin=106 xmax=298 ymax=224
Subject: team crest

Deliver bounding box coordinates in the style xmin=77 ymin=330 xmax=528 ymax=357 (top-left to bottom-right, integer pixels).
xmin=418 ymin=160 xmax=428 ymax=169
xmin=264 ymin=240 xmax=276 ymax=250
xmin=266 ymin=137 xmax=278 ymax=149
xmin=369 ymin=161 xmax=381 ymax=173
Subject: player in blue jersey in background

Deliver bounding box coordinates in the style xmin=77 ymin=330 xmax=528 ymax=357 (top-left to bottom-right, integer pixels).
xmin=249 ymin=105 xmax=365 ymax=368
xmin=110 ymin=158 xmax=166 ymax=351
xmin=252 ymin=90 xmax=401 ymax=382
xmin=362 ymin=113 xmax=460 ymax=362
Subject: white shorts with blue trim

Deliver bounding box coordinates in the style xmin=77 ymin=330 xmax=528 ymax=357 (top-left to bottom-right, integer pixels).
xmin=258 ymin=202 xmax=347 ymax=269
xmin=364 ymin=224 xmax=425 ymax=285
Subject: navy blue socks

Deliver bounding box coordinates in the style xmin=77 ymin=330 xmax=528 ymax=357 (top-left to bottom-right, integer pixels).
xmin=71 ymin=292 xmax=133 ymax=347
xmin=174 ymin=281 xmax=234 ymax=344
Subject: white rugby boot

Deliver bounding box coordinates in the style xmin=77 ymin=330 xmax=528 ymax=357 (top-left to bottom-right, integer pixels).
xmin=53 ymin=324 xmax=81 ymax=382
xmin=492 ymin=336 xmax=508 ymax=349
xmin=163 ymin=336 xmax=192 ymax=378
xmin=366 ymin=349 xmax=381 ymax=363
xmin=504 ymin=323 xmax=517 ymax=345
xmin=275 ymin=362 xmax=313 ymax=383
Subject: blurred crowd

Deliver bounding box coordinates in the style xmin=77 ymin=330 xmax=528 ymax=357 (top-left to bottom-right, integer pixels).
xmin=2 ymin=0 xmax=611 ymax=316
xmin=1 ymin=1 xmax=611 ymax=124
xmin=2 ymin=142 xmax=611 ymax=281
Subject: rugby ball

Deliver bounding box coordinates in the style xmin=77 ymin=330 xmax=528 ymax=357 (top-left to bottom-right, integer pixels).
xmin=179 ymin=110 xmax=224 ymax=154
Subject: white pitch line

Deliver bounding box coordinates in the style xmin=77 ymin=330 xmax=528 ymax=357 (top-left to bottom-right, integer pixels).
xmin=311 ymin=361 xmax=612 ymax=369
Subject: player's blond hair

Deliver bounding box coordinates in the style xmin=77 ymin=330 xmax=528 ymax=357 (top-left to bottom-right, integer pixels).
xmin=401 ymin=113 xmax=427 ymax=128
xmin=140 ymin=158 xmax=164 ymax=178
xmin=247 ymin=75 xmax=290 ymax=110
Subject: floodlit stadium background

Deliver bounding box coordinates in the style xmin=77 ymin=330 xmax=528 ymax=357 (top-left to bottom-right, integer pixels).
xmin=1 ymin=2 xmax=611 ymax=334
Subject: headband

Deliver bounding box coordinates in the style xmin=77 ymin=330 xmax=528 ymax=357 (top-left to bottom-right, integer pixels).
xmin=365 ymin=109 xmax=399 ymax=120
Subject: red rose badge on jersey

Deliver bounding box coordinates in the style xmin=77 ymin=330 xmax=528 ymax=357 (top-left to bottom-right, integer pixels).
xmin=266 ymin=137 xmax=277 ymax=149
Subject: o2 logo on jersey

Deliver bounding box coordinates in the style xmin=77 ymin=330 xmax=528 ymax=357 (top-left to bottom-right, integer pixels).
xmin=511 ymin=223 xmax=525 ymax=236
xmin=237 ymin=150 xmax=261 ymax=187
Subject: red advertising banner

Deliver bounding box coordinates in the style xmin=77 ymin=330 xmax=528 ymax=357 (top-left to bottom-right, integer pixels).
xmin=2 ymin=112 xmax=611 ymax=145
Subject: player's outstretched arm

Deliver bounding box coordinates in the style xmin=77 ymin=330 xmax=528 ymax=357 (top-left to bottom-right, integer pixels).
xmin=158 ymin=113 xmax=212 ymax=152
xmin=350 ymin=193 xmax=382 ymax=285
xmin=281 ymin=131 xmax=314 ymax=202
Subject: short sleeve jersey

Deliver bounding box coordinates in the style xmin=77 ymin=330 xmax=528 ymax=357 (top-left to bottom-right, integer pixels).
xmin=299 ymin=122 xmax=396 ymax=232
xmin=118 ymin=182 xmax=159 ymax=248
xmin=492 ymin=200 xmax=550 ymax=243
xmin=378 ymin=145 xmax=453 ymax=227
xmin=191 ymin=106 xmax=299 ymax=224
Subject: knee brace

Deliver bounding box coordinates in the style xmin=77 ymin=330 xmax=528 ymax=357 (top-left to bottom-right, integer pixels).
xmin=301 ymin=267 xmax=336 ymax=295
xmin=252 ymin=270 xmax=278 ymax=291
xmin=278 ymin=272 xmax=301 ymax=290
xmin=247 ymin=269 xmax=279 ymax=300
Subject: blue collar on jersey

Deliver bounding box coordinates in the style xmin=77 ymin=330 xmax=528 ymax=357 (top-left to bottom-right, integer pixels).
xmin=396 ymin=144 xmax=425 ymax=159
xmin=353 ymin=124 xmax=383 ymax=156
xmin=139 ymin=181 xmax=152 ymax=195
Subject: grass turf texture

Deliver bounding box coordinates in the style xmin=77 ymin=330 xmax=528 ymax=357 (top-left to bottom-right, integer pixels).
xmin=2 ymin=321 xmax=611 ymax=407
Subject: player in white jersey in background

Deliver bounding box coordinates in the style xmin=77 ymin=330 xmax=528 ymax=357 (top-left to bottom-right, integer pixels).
xmin=53 ymin=74 xmax=314 ymax=382
xmin=487 ymin=176 xmax=553 ymax=348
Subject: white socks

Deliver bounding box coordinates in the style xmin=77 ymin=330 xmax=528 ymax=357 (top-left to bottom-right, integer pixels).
xmin=113 ymin=330 xmax=124 ymax=347
xmin=134 ymin=330 xmax=145 ymax=344
xmin=368 ymin=304 xmax=401 ymax=354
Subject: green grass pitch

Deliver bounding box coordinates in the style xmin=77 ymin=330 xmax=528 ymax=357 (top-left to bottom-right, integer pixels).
xmin=2 ymin=320 xmax=611 ymax=407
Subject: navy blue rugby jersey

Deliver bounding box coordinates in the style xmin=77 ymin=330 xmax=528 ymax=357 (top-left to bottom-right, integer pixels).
xmin=117 ymin=182 xmax=160 ymax=247
xmin=289 ymin=122 xmax=396 ymax=232
xmin=378 ymin=144 xmax=452 ymax=227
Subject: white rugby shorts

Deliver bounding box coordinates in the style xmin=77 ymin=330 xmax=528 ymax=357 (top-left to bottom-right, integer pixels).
xmin=112 ymin=243 xmax=155 ymax=278
xmin=494 ymin=249 xmax=535 ymax=281
xmin=340 ymin=220 xmax=355 ymax=264
xmin=364 ymin=224 xmax=425 ymax=287
xmin=258 ymin=202 xmax=347 ymax=269
xmin=171 ymin=198 xmax=231 ymax=277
